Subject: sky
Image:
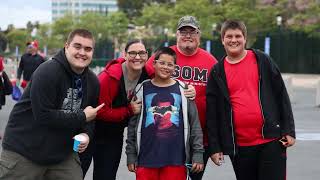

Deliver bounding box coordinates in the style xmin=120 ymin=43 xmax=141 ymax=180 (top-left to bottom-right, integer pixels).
xmin=0 ymin=0 xmax=51 ymax=30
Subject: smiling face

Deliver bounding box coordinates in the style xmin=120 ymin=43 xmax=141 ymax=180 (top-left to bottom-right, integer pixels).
xmin=176 ymin=26 xmax=200 ymax=55
xmin=124 ymin=42 xmax=148 ymax=71
xmin=222 ymin=28 xmax=247 ymax=59
xmin=65 ymin=35 xmax=94 ymax=74
xmin=153 ymin=53 xmax=176 ymax=80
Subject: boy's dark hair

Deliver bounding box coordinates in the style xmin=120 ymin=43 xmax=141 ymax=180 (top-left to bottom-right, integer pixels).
xmin=124 ymin=39 xmax=145 ymax=52
xmin=220 ymin=20 xmax=247 ymax=39
xmin=151 ymin=92 xmax=174 ymax=107
xmin=66 ymin=29 xmax=95 ymax=47
xmin=154 ymin=47 xmax=177 ymax=63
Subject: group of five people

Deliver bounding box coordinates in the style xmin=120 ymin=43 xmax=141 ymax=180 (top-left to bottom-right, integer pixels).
xmin=0 ymin=15 xmax=295 ymax=180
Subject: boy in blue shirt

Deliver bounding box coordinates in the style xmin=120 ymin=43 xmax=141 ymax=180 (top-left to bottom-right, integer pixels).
xmin=126 ymin=47 xmax=204 ymax=180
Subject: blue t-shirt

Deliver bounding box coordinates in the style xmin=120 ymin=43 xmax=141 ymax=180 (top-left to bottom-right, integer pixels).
xmin=138 ymin=81 xmax=185 ymax=167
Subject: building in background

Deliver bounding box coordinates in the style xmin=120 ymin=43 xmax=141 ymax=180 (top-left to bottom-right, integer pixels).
xmin=52 ymin=0 xmax=118 ymax=21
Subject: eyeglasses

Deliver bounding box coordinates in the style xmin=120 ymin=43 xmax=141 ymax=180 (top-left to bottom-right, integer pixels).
xmin=155 ymin=60 xmax=175 ymax=68
xmin=179 ymin=30 xmax=199 ymax=37
xmin=27 ymin=44 xmax=35 ymax=49
xmin=72 ymin=43 xmax=93 ymax=52
xmin=127 ymin=51 xmax=148 ymax=58
xmin=75 ymin=78 xmax=83 ymax=99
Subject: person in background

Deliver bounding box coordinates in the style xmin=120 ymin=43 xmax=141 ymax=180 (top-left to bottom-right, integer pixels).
xmin=126 ymin=47 xmax=204 ymax=180
xmin=206 ymin=20 xmax=295 ymax=180
xmin=0 ymin=55 xmax=13 ymax=140
xmin=17 ymin=40 xmax=45 ymax=89
xmin=0 ymin=54 xmax=13 ymax=110
xmin=146 ymin=15 xmax=217 ymax=180
xmin=0 ymin=29 xmax=103 ymax=180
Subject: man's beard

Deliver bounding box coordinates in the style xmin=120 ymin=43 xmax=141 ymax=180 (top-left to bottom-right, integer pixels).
xmin=182 ymin=44 xmax=197 ymax=54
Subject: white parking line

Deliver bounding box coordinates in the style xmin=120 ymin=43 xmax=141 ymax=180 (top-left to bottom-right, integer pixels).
xmin=296 ymin=133 xmax=320 ymax=140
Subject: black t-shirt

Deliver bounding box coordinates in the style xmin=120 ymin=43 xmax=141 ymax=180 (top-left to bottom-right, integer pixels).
xmin=18 ymin=53 xmax=45 ymax=81
xmin=138 ymin=81 xmax=185 ymax=167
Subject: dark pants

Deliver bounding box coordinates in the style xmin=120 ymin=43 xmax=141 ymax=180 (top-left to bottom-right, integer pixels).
xmin=93 ymin=133 xmax=124 ymax=180
xmin=230 ymin=140 xmax=287 ymax=180
xmin=79 ymin=140 xmax=95 ymax=178
xmin=188 ymin=146 xmax=210 ymax=180
xmin=80 ymin=126 xmax=125 ymax=180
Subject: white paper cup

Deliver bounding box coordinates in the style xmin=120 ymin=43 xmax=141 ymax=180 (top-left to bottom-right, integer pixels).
xmin=73 ymin=134 xmax=86 ymax=152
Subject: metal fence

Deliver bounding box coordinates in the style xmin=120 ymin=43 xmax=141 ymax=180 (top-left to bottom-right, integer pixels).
xmin=92 ymin=31 xmax=320 ymax=74
xmin=253 ymin=31 xmax=320 ymax=74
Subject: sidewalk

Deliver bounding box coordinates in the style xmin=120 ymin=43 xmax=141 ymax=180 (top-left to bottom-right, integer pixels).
xmin=0 ymin=73 xmax=319 ymax=180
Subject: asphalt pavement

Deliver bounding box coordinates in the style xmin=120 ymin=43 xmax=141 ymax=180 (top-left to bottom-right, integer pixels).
xmin=0 ymin=74 xmax=319 ymax=180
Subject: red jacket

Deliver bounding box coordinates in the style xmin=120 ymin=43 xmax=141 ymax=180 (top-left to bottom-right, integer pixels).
xmin=96 ymin=57 xmax=153 ymax=123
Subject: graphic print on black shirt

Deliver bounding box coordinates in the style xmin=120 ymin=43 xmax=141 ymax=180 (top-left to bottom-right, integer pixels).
xmin=138 ymin=81 xmax=185 ymax=167
xmin=62 ymin=78 xmax=82 ymax=112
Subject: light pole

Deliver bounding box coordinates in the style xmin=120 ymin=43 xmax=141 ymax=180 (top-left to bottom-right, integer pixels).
xmin=276 ymin=15 xmax=282 ymax=61
xmin=208 ymin=23 xmax=217 ymax=54
xmin=164 ymin=28 xmax=169 ymax=47
xmin=212 ymin=0 xmax=221 ymax=3
xmin=212 ymin=23 xmax=217 ymax=40
xmin=276 ymin=15 xmax=282 ymax=27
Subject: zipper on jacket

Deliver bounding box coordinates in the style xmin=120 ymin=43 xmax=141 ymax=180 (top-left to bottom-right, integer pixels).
xmin=230 ymin=108 xmax=236 ymax=156
xmin=215 ymin=69 xmax=236 ymax=156
xmin=258 ymin=76 xmax=266 ymax=139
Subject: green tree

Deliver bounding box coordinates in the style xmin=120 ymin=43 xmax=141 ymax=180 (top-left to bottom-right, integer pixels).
xmin=105 ymin=11 xmax=130 ymax=53
xmin=51 ymin=13 xmax=76 ymax=44
xmin=0 ymin=32 xmax=8 ymax=53
xmin=285 ymin=0 xmax=320 ymax=36
xmin=135 ymin=2 xmax=174 ymax=38
xmin=6 ymin=29 xmax=30 ymax=53
xmin=135 ymin=0 xmax=288 ymax=45
xmin=26 ymin=21 xmax=34 ymax=33
xmin=36 ymin=23 xmax=56 ymax=51
xmin=117 ymin=0 xmax=175 ymax=20
xmin=6 ymin=24 xmax=15 ymax=33
xmin=76 ymin=12 xmax=109 ymax=40
xmin=117 ymin=0 xmax=145 ymax=19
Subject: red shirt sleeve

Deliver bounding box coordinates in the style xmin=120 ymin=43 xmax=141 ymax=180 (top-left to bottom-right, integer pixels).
xmin=145 ymin=55 xmax=155 ymax=76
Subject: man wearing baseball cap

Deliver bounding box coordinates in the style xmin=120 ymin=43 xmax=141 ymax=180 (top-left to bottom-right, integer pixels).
xmin=17 ymin=40 xmax=45 ymax=89
xmin=147 ymin=15 xmax=218 ymax=179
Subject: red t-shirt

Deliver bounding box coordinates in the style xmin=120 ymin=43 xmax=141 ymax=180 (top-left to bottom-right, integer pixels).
xmin=224 ymin=50 xmax=274 ymax=146
xmin=147 ymin=45 xmax=217 ymax=146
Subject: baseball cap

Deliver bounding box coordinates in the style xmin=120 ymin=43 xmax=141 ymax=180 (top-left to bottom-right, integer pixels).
xmin=27 ymin=40 xmax=39 ymax=49
xmin=177 ymin=16 xmax=200 ymax=30
xmin=31 ymin=40 xmax=39 ymax=49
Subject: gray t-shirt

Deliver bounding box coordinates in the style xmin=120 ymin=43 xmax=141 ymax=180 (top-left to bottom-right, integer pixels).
xmin=122 ymin=62 xmax=141 ymax=100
